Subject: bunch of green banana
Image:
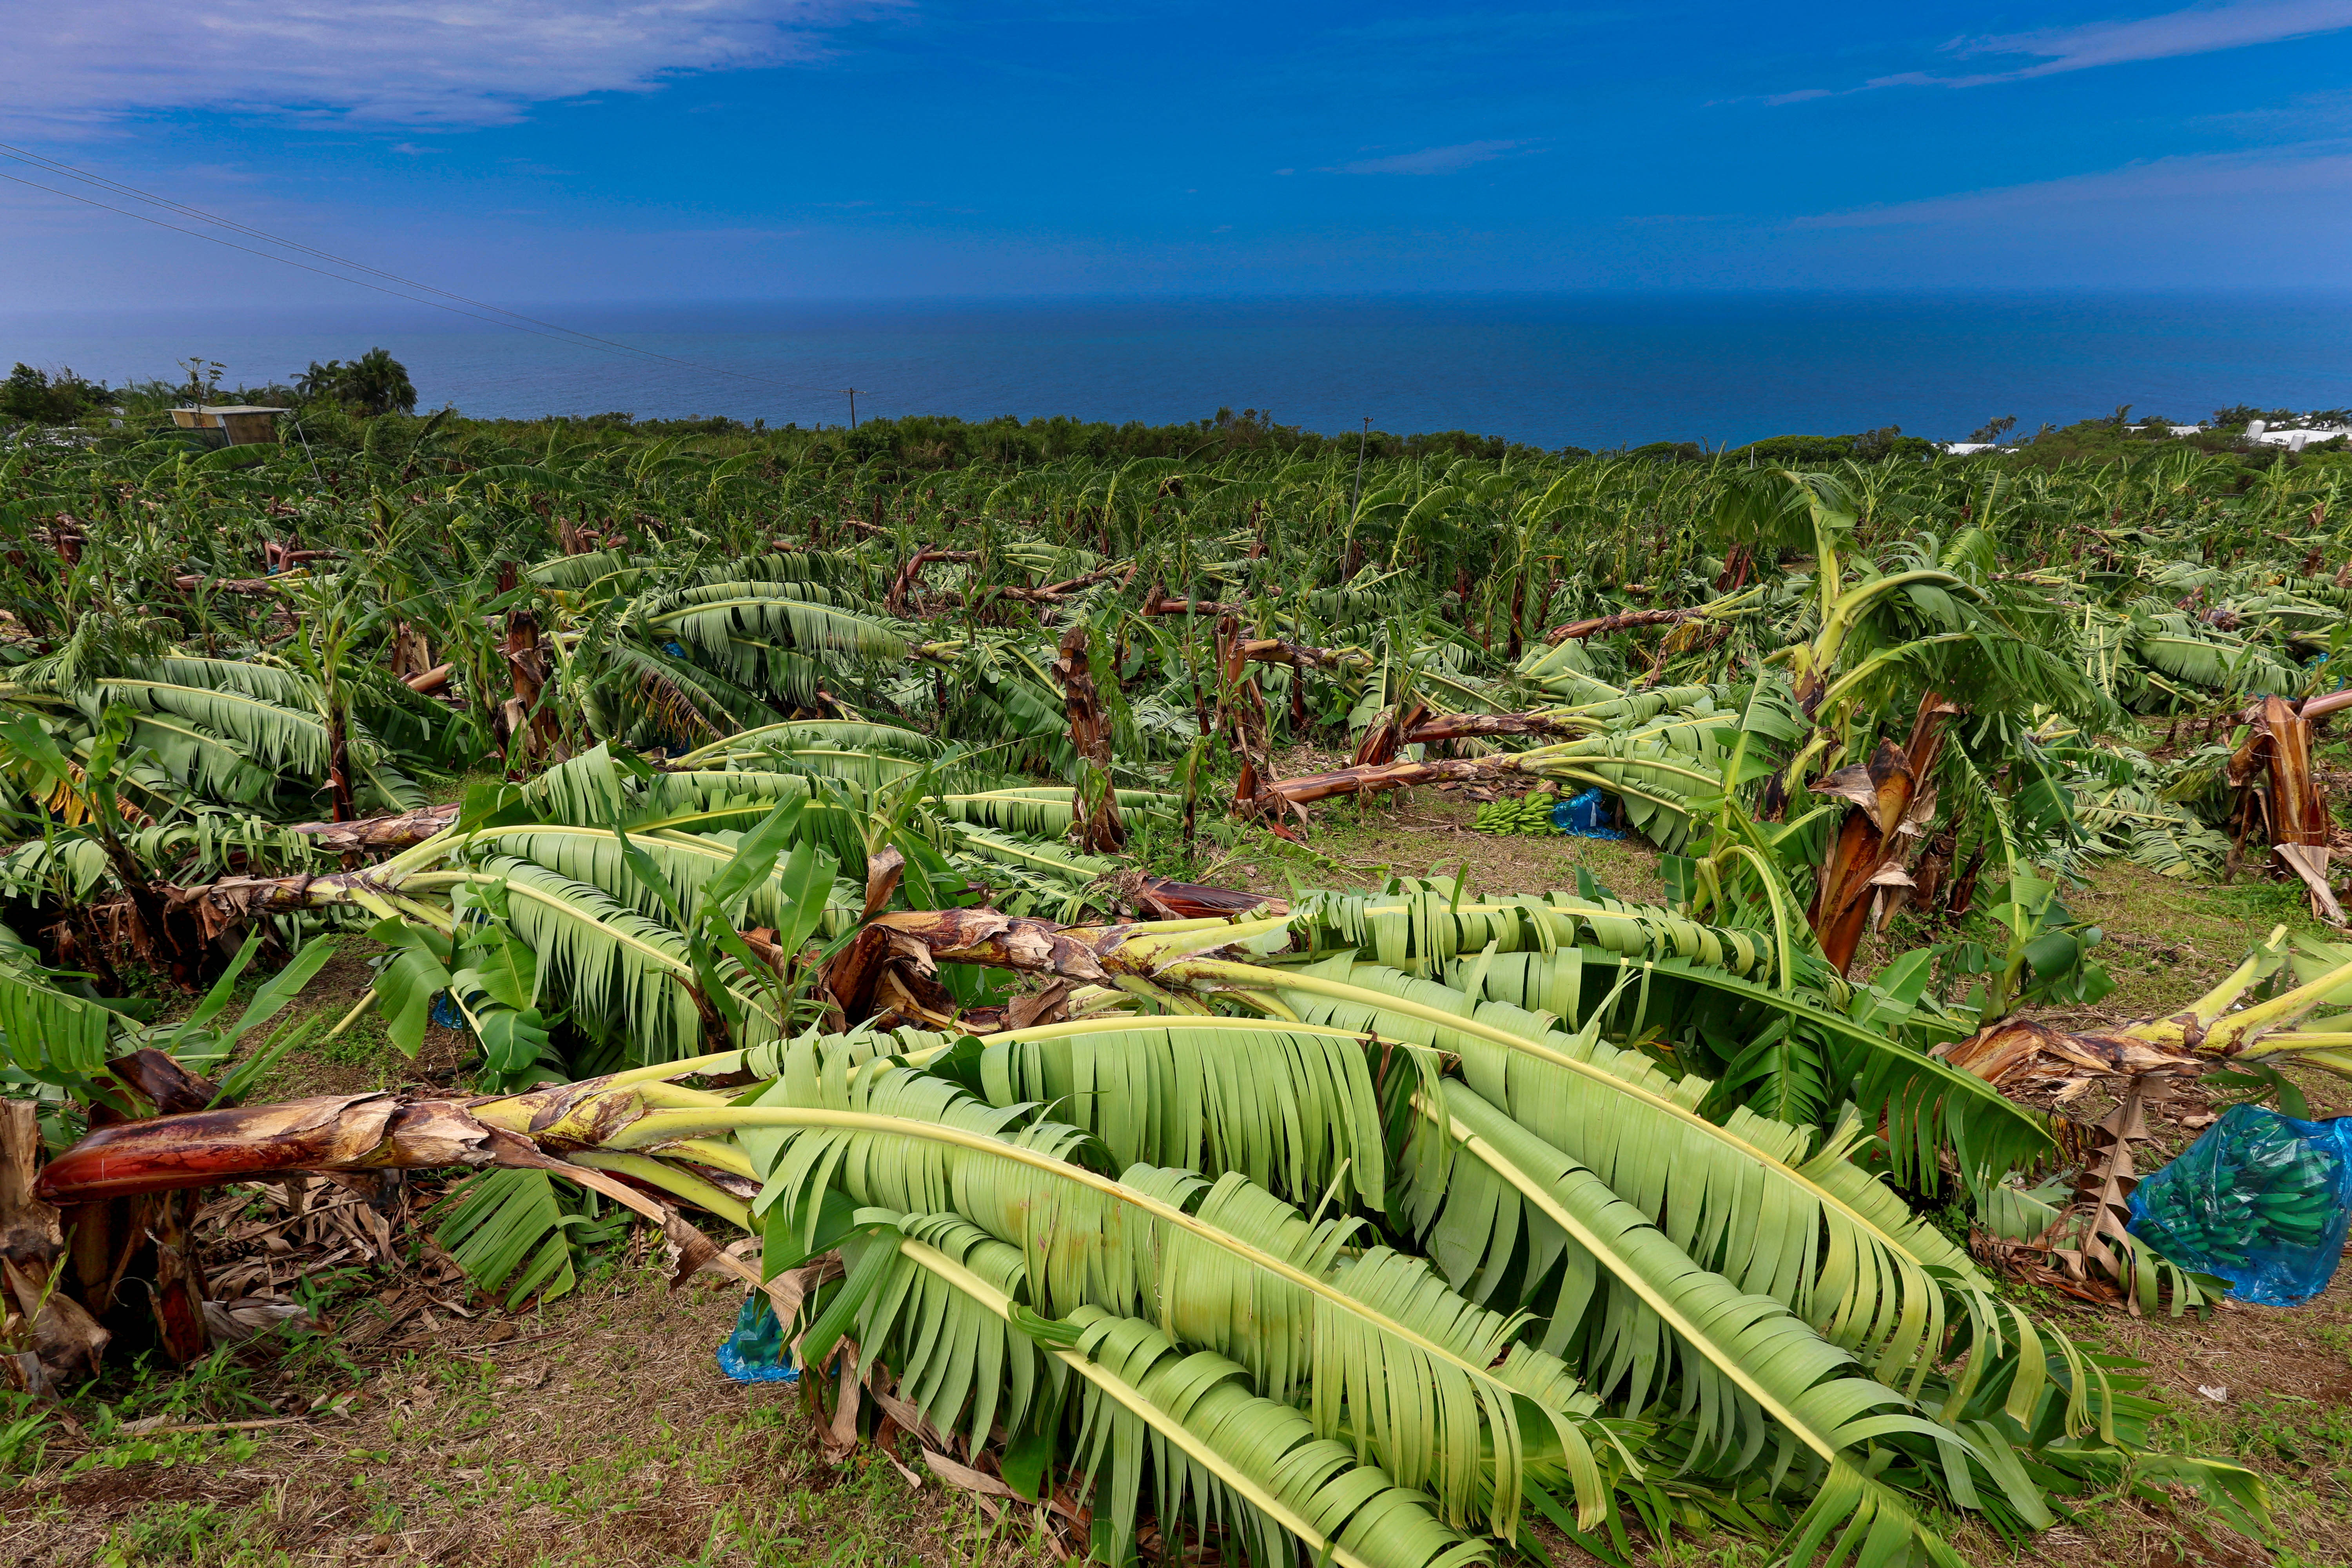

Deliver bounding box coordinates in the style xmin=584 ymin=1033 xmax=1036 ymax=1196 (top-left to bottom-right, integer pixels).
xmin=1472 ymin=788 xmax=1562 ymax=835
xmin=2136 ymin=1117 xmax=2346 ymax=1270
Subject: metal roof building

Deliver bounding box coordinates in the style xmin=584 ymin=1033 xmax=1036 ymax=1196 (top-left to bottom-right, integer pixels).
xmin=171 ymin=406 xmax=288 ymax=447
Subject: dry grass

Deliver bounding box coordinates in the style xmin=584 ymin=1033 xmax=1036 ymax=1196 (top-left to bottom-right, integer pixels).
xmin=1225 ymin=770 xmax=1666 ymax=906
xmin=4 ymin=1258 xmax=1054 ymax=1568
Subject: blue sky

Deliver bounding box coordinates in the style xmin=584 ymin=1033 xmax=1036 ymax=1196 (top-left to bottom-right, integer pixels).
xmin=5 ymin=2 xmax=2352 ymax=309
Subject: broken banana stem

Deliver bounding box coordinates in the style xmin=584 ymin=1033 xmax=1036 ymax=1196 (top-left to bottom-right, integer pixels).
xmin=2198 ymin=953 xmax=2352 ymax=1054
xmin=29 ymin=1083 xmax=767 ymax=1297
xmin=568 ymin=1150 xmax=751 ymax=1229
xmin=33 ymin=1092 xmax=516 ymax=1203
xmin=1945 ymin=949 xmax=2352 ymax=1094
xmin=2115 ymin=925 xmax=2290 ymax=1047
xmin=31 ymin=1062 xmax=714 ymax=1204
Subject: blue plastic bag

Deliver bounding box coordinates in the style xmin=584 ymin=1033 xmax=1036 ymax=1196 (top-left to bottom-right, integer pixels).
xmin=2127 ymin=1103 xmax=2352 ymax=1307
xmin=1550 ymin=786 xmax=1625 ymax=840
xmin=715 ymin=1293 xmax=800 ymax=1383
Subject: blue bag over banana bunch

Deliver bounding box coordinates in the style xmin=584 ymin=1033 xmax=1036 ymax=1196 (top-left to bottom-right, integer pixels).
xmin=716 ymin=1293 xmax=800 ymax=1383
xmin=2128 ymin=1105 xmax=2352 ymax=1307
xmin=1550 ymin=784 xmax=1625 ymax=840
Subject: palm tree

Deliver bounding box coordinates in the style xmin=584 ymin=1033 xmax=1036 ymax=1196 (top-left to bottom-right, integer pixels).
xmin=343 ymin=348 xmax=417 ymax=416
xmin=294 ymin=348 xmax=417 ymax=416
xmin=293 ymin=359 xmax=345 ymax=403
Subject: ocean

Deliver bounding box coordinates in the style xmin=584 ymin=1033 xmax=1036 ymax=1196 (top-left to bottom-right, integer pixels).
xmin=5 ymin=292 xmax=2349 ymax=450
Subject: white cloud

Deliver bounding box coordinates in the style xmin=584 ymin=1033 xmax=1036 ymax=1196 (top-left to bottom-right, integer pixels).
xmin=0 ymin=1 xmax=884 ymax=129
xmin=1790 ymin=143 xmax=2352 ymax=229
xmin=1336 ymin=139 xmax=1525 ymax=175
xmin=1744 ymin=142 xmax=2352 ymax=285
xmin=1949 ymin=0 xmax=2352 ymax=80
xmin=1765 ymin=2 xmax=2352 ymax=102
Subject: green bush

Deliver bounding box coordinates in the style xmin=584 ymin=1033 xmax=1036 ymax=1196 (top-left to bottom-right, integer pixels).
xmin=0 ymin=363 xmax=111 ymax=425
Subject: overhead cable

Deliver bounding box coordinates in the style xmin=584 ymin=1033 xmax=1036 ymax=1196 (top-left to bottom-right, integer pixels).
xmin=0 ymin=145 xmax=857 ymax=403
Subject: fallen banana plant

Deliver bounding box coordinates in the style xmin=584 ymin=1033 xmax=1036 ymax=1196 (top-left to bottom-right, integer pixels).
xmin=1937 ymin=927 xmax=2352 ymax=1311
xmin=1250 ymin=709 xmax=1751 ymax=858
xmin=2225 ymin=692 xmax=2350 ymax=924
xmin=30 ymin=908 xmax=2265 ymax=1567
xmin=1939 ymin=926 xmax=2352 ymax=1094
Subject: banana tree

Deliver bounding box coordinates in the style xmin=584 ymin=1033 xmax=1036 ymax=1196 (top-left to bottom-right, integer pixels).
xmin=33 ymin=905 xmax=2264 ymax=1566
xmin=1943 ymin=927 xmax=2352 ymax=1091
xmin=1802 ymin=691 xmax=1953 ymax=976
xmin=1764 ymin=483 xmax=2104 ymax=803
xmin=2225 ymin=691 xmax=2350 ymax=924
xmin=0 ymin=922 xmax=334 ymax=1384
xmin=4 ymin=613 xmax=437 ymax=826
xmin=151 ymin=738 xmax=1176 ymax=1078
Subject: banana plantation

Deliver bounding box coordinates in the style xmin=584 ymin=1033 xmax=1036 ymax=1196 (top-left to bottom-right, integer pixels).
xmin=3 ymin=406 xmax=2351 ymax=1568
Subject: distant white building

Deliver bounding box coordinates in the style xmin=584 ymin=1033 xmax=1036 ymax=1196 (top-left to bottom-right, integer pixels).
xmin=2245 ymin=419 xmax=2350 ymax=452
xmin=1943 ymin=422 xmax=2344 ymax=454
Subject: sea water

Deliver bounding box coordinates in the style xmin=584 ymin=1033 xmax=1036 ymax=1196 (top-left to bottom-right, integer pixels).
xmin=5 ymin=290 xmax=2348 ymax=451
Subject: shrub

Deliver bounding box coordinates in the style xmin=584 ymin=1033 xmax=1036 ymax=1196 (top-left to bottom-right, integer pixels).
xmin=0 ymin=363 xmax=111 ymax=425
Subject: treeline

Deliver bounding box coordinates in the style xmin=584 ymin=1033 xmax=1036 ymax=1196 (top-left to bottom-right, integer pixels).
xmin=12 ymin=345 xmax=2352 ymax=479
xmin=482 ymin=406 xmax=1557 ymax=466
xmin=365 ymin=404 xmax=2352 ymax=479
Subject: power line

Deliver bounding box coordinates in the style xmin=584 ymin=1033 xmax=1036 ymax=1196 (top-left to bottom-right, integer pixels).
xmin=0 ymin=142 xmax=758 ymax=374
xmin=0 ymin=170 xmax=602 ymax=342
xmin=0 ymin=146 xmax=858 ymax=404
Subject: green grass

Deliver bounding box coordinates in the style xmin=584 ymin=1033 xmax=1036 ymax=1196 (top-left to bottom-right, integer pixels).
xmin=2153 ymin=1394 xmax=2352 ymax=1567
xmin=2061 ymin=859 xmax=2345 ymax=1024
xmin=13 ymin=1259 xmax=1052 ymax=1568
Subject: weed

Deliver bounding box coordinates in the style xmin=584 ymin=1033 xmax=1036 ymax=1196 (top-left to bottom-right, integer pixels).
xmin=102 ymin=1343 xmax=273 ymax=1428
xmin=2161 ymin=1394 xmax=2352 ymax=1476
xmin=0 ymin=1388 xmax=54 ymax=1475
xmin=1118 ymin=814 xmax=1201 ymax=882
xmin=96 ymin=1501 xmax=232 ymax=1567
xmin=285 ymin=1261 xmax=378 ymax=1325
xmin=69 ymin=1428 xmax=263 ymax=1479
xmin=312 ymin=1014 xmax=395 ymax=1067
xmin=1652 ymin=1530 xmax=1777 ymax=1568
xmin=2211 ymin=879 xmax=2329 ymax=929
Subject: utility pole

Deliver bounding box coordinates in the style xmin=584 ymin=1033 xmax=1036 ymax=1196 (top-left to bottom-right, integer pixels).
xmin=844 ymin=388 xmax=860 ymax=429
xmin=1350 ymin=416 xmax=1370 ymax=517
